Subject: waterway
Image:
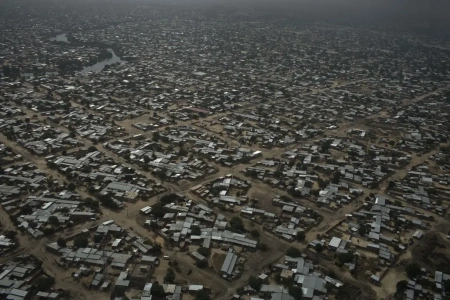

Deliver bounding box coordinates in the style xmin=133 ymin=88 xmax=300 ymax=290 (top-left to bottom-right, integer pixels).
xmin=80 ymin=48 xmax=124 ymax=74
xmin=49 ymin=33 xmax=69 ymax=43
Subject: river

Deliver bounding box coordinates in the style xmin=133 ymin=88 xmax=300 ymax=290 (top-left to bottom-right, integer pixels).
xmin=80 ymin=48 xmax=124 ymax=74
xmin=48 ymin=33 xmax=125 ymax=75
xmin=50 ymin=33 xmax=69 ymax=43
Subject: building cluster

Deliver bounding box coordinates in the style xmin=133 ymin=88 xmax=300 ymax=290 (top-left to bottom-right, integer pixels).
xmin=0 ymin=162 xmax=99 ymax=238
xmin=387 ymin=152 xmax=450 ymax=215
xmin=104 ymin=138 xmax=218 ymax=182
xmin=47 ymin=149 xmax=166 ymax=207
xmin=0 ymin=255 xmax=62 ymax=300
xmin=309 ymin=194 xmax=433 ymax=285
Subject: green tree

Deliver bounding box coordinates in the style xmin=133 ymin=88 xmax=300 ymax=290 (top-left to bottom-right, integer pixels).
xmin=250 ymin=229 xmax=260 ymax=238
xmin=406 ymin=263 xmax=421 ymax=279
xmin=396 ymin=280 xmax=408 ymax=293
xmin=151 ymin=244 xmax=162 ymax=255
xmin=249 ymin=276 xmax=262 ymax=291
xmin=289 ymin=285 xmax=303 ymax=299
xmin=358 ymin=224 xmax=368 ymax=236
xmin=258 ymin=243 xmax=268 ymax=252
xmin=331 ymin=171 xmax=341 ymax=184
xmin=152 ymin=132 xmax=160 ymax=142
xmin=164 ymin=268 xmax=176 ymax=283
xmin=197 ymin=247 xmax=211 ymax=257
xmin=35 ymin=277 xmax=55 ymax=290
xmin=48 ymin=216 xmax=59 ymax=226
xmin=57 ymin=238 xmax=66 ymax=248
xmin=74 ymin=237 xmax=89 ymax=248
xmin=314 ymin=243 xmax=323 ymax=253
xmin=297 ymin=231 xmax=306 ymax=241
xmin=151 ymin=281 xmax=165 ymax=297
xmin=338 ymin=252 xmax=355 ymax=264
xmin=286 ymin=247 xmax=302 ymax=258
xmin=191 ymin=226 xmax=201 ymax=236
xmin=195 ymin=290 xmax=211 ymax=300
xmin=196 ymin=260 xmax=208 ymax=269
xmin=228 ymin=216 xmax=245 ymax=233
xmin=67 ymin=182 xmax=76 ymax=191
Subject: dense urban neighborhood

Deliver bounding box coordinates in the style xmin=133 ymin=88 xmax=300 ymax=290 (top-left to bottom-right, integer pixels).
xmin=1 ymin=1 xmax=450 ymax=300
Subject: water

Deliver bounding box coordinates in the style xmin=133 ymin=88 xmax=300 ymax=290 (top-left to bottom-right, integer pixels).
xmin=81 ymin=49 xmax=124 ymax=75
xmin=50 ymin=33 xmax=69 ymax=43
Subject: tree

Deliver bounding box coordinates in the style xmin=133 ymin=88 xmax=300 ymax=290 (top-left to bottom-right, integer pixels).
xmin=197 ymin=247 xmax=211 ymax=257
xmin=406 ymin=263 xmax=421 ymax=279
xmin=152 ymin=132 xmax=160 ymax=142
xmin=289 ymin=285 xmax=303 ymax=299
xmin=358 ymin=224 xmax=368 ymax=236
xmin=67 ymin=182 xmax=76 ymax=191
xmin=74 ymin=237 xmax=89 ymax=248
xmin=318 ymin=178 xmax=328 ymax=189
xmin=196 ymin=260 xmax=208 ymax=269
xmin=151 ymin=243 xmax=162 ymax=255
xmin=331 ymin=171 xmax=341 ymax=184
xmin=48 ymin=216 xmax=59 ymax=226
xmin=43 ymin=227 xmax=55 ymax=236
xmin=338 ymin=252 xmax=355 ymax=264
xmin=314 ymin=243 xmax=324 ymax=253
xmin=250 ymin=229 xmax=260 ymax=238
xmin=191 ymin=225 xmax=201 ymax=236
xmin=297 ymin=231 xmax=306 ymax=241
xmin=228 ymin=216 xmax=245 ymax=233
xmin=396 ymin=280 xmax=408 ymax=294
xmin=164 ymin=268 xmax=176 ymax=283
xmin=143 ymin=155 xmax=151 ymax=164
xmin=258 ymin=243 xmax=268 ymax=252
xmin=160 ymin=193 xmax=183 ymax=205
xmin=151 ymin=281 xmax=165 ymax=297
xmin=4 ymin=230 xmax=17 ymax=240
xmin=151 ymin=203 xmax=166 ymax=219
xmin=249 ymin=276 xmax=262 ymax=291
xmin=35 ymin=276 xmax=55 ymax=290
xmin=286 ymin=247 xmax=302 ymax=258
xmin=57 ymin=238 xmax=66 ymax=248
xmin=195 ymin=290 xmax=211 ymax=300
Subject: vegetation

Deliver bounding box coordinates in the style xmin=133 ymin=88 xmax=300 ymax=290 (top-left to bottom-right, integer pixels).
xmin=337 ymin=252 xmax=355 ymax=264
xmin=314 ymin=243 xmax=324 ymax=252
xmin=358 ymin=224 xmax=368 ymax=236
xmin=164 ymin=268 xmax=176 ymax=283
xmin=249 ymin=276 xmax=262 ymax=291
xmin=228 ymin=216 xmax=245 ymax=233
xmin=289 ymin=285 xmax=303 ymax=299
xmin=151 ymin=203 xmax=166 ymax=218
xmin=195 ymin=290 xmax=211 ymax=300
xmin=286 ymin=247 xmax=302 ymax=258
xmin=151 ymin=281 xmax=165 ymax=297
xmin=396 ymin=280 xmax=408 ymax=294
xmin=191 ymin=225 xmax=201 ymax=236
xmin=57 ymin=238 xmax=66 ymax=247
xmin=406 ymin=263 xmax=422 ymax=279
xmin=74 ymin=237 xmax=89 ymax=248
xmin=160 ymin=193 xmax=184 ymax=205
xmin=250 ymin=229 xmax=260 ymax=238
xmin=35 ymin=276 xmax=55 ymax=290
xmin=296 ymin=231 xmax=306 ymax=241
xmin=48 ymin=216 xmax=59 ymax=226
xmin=197 ymin=247 xmax=211 ymax=257
xmin=196 ymin=260 xmax=208 ymax=269
xmin=258 ymin=243 xmax=268 ymax=252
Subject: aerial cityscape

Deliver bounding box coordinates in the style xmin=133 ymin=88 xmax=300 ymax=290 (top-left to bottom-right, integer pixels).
xmin=1 ymin=0 xmax=450 ymax=300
